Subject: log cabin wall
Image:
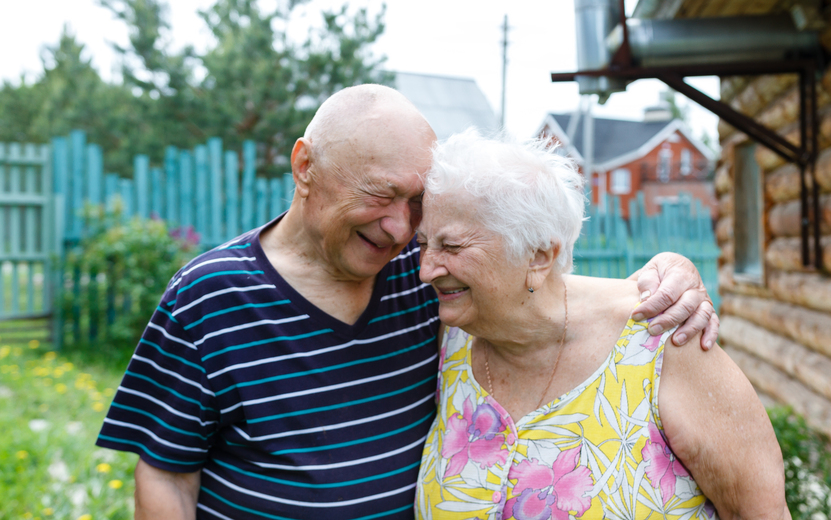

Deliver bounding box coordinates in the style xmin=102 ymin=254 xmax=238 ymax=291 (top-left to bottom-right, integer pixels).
xmin=715 ymin=63 xmax=831 ymax=438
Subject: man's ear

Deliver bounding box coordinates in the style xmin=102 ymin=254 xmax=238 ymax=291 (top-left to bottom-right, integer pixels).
xmin=290 ymin=138 xmax=312 ymax=198
xmin=525 ymin=242 xmax=560 ymax=291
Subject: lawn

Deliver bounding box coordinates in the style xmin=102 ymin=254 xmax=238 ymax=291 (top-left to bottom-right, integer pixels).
xmin=0 ymin=331 xmax=135 ymax=519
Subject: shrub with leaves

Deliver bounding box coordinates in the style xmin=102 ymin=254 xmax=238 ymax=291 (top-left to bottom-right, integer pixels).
xmin=768 ymin=407 xmax=831 ymax=519
xmin=62 ymin=204 xmax=198 ymax=363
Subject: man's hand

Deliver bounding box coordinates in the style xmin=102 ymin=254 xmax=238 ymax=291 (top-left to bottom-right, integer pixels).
xmin=629 ymin=252 xmax=719 ymax=349
xmin=135 ymin=459 xmax=200 ymax=520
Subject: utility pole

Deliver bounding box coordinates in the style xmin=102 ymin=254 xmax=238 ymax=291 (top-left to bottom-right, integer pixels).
xmin=500 ymin=14 xmax=509 ymax=129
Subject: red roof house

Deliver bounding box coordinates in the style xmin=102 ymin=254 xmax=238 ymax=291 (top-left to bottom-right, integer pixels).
xmin=536 ymin=107 xmax=716 ymax=218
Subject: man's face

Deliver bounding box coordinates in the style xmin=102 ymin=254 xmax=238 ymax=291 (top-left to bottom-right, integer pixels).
xmin=306 ymin=126 xmax=434 ymax=282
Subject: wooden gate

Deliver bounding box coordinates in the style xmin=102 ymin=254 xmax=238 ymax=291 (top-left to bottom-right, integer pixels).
xmin=0 ymin=142 xmax=61 ymax=322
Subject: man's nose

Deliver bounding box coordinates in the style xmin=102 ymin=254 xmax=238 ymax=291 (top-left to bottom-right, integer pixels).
xmin=381 ymin=199 xmax=416 ymax=243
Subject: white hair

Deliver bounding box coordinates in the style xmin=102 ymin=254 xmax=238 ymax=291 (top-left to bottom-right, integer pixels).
xmin=425 ymin=129 xmax=586 ymax=273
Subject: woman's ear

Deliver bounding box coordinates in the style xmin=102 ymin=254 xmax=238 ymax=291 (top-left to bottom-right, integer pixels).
xmin=290 ymin=138 xmax=313 ymax=198
xmin=525 ymin=242 xmax=560 ymax=291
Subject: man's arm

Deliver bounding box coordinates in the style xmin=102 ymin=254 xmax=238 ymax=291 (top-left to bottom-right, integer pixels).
xmin=135 ymin=459 xmax=201 ymax=520
xmin=628 ymin=252 xmax=719 ymax=349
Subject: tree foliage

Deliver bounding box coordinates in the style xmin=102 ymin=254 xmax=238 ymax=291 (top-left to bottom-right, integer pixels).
xmin=0 ymin=0 xmax=391 ymax=175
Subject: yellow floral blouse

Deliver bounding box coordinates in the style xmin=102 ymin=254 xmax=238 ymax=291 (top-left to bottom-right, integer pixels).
xmin=415 ymin=314 xmax=718 ymax=520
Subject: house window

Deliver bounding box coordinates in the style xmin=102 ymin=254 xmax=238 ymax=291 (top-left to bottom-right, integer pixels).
xmin=658 ymin=147 xmax=672 ymax=182
xmin=681 ymin=149 xmax=691 ymax=176
xmin=734 ymin=143 xmax=764 ymax=283
xmin=610 ymin=168 xmax=631 ymax=194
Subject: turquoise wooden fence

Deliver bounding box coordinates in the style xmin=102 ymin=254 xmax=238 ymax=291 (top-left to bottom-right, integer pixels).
xmin=53 ymin=130 xmax=295 ymax=248
xmin=0 ymin=142 xmax=61 ymax=326
xmin=2 ymin=131 xmax=720 ymax=348
xmin=573 ymin=192 xmax=721 ymax=311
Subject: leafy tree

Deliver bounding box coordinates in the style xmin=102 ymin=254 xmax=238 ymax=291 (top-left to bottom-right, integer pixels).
xmin=0 ymin=27 xmax=144 ymax=173
xmin=100 ymin=0 xmax=392 ymax=173
xmin=0 ymin=0 xmax=391 ymax=176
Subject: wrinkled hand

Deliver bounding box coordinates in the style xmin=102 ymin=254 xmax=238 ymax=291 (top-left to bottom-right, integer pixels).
xmin=631 ymin=252 xmax=719 ymax=349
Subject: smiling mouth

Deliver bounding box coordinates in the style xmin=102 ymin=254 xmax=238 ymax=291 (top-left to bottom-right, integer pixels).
xmin=357 ymin=232 xmax=388 ymax=249
xmin=438 ymin=287 xmax=468 ymax=295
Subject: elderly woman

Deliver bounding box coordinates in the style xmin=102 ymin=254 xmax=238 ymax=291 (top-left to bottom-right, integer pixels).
xmin=414 ymin=130 xmax=788 ymax=520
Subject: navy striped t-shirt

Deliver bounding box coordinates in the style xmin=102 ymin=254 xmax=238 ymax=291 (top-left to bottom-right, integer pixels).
xmin=96 ymin=218 xmax=441 ymax=519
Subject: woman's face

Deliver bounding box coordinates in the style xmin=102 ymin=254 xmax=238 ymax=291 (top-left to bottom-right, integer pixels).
xmin=416 ymin=192 xmax=526 ymax=333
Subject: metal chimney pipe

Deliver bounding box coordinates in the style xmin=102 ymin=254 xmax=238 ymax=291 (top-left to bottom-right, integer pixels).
xmin=608 ymin=15 xmax=819 ymax=67
xmin=574 ymin=0 xmax=627 ymax=102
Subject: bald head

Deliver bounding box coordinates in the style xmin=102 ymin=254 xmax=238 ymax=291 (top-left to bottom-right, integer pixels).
xmin=303 ymin=84 xmax=436 ymax=175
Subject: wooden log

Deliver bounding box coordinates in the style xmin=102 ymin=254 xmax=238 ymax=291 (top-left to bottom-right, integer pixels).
xmin=768 ymin=270 xmax=831 ymax=313
xmin=723 ymin=346 xmax=831 ymax=438
xmin=765 ymin=163 xmax=801 ymax=203
xmin=718 ymin=119 xmax=737 ymax=141
xmin=766 ymin=236 xmax=831 ymax=272
xmin=731 ymin=75 xmax=796 ymax=120
xmin=715 ymin=215 xmax=733 ymax=244
xmin=721 ymin=315 xmax=831 ymax=401
xmin=715 ymin=163 xmax=732 ymax=195
xmin=718 ymin=193 xmax=733 ymax=219
xmin=721 ymin=293 xmax=831 ymax=358
xmin=818 ymin=146 xmax=831 ymax=192
xmin=756 ymin=86 xmax=799 ymax=131
xmin=755 ymin=113 xmax=831 ymax=173
xmin=720 ymin=240 xmax=734 ymax=264
xmin=719 ymin=263 xmax=775 ymax=299
xmin=721 ymin=77 xmax=752 ymax=105
xmin=768 ymin=195 xmax=831 ymax=237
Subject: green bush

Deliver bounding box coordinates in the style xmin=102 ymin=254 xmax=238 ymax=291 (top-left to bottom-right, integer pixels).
xmin=769 ymin=407 xmax=831 ymax=518
xmin=62 ymin=204 xmax=198 ymax=364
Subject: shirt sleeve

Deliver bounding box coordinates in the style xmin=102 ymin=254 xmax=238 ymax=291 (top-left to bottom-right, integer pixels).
xmin=96 ymin=271 xmax=219 ymax=473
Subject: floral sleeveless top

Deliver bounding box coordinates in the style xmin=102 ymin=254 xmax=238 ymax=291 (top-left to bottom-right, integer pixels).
xmin=415 ymin=315 xmax=718 ymax=520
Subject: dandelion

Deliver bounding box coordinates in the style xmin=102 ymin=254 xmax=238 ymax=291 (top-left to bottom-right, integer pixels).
xmin=103 ymin=388 xmax=115 ymax=397
xmin=108 ymin=479 xmax=123 ymax=489
xmin=96 ymin=463 xmax=111 ymax=473
xmin=62 ymin=362 xmax=74 ymax=371
xmin=55 ymin=383 xmax=67 ymax=394
xmin=54 ymin=368 xmax=65 ymax=377
xmin=16 ymin=450 xmax=29 ymax=459
xmin=0 ymin=346 xmax=9 ymax=358
xmin=12 ymin=347 xmax=21 ymax=356
xmin=28 ymin=340 xmax=39 ymax=349
xmin=92 ymin=402 xmax=105 ymax=412
xmin=77 ymin=515 xmax=92 ymax=520
xmin=42 ymin=508 xmax=54 ymax=516
xmin=43 ymin=351 xmax=55 ymax=361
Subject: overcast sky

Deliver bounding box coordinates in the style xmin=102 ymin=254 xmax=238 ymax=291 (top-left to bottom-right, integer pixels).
xmin=0 ymin=0 xmax=720 ymax=142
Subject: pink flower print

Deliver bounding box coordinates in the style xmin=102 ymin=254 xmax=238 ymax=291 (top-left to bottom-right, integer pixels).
xmin=505 ymin=447 xmax=594 ymax=519
xmin=441 ymin=398 xmax=508 ymax=478
xmin=642 ymin=332 xmax=662 ymax=352
xmin=642 ymin=422 xmax=691 ymax=505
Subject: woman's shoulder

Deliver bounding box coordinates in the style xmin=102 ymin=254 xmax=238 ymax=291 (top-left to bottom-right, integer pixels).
xmin=567 ymin=275 xmax=640 ymax=321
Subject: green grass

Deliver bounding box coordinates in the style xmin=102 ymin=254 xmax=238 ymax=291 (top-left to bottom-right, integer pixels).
xmin=0 ymin=333 xmax=135 ymax=519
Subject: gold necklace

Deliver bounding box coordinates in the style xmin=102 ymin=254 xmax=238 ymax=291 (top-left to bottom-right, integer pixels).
xmin=484 ymin=281 xmax=568 ymax=410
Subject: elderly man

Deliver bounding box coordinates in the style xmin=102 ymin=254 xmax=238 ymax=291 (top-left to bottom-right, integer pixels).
xmin=97 ymin=85 xmax=717 ymax=519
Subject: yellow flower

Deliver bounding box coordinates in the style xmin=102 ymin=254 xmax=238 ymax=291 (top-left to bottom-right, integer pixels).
xmin=12 ymin=347 xmax=21 ymax=356
xmin=108 ymin=479 xmax=123 ymax=489
xmin=0 ymin=346 xmax=9 ymax=359
xmin=55 ymin=383 xmax=68 ymax=394
xmin=103 ymin=388 xmax=115 ymax=397
xmin=54 ymin=368 xmax=65 ymax=377
xmin=43 ymin=508 xmax=54 ymax=516
xmin=77 ymin=515 xmax=92 ymax=520
xmin=43 ymin=351 xmax=55 ymax=361
xmin=16 ymin=450 xmax=29 ymax=459
xmin=92 ymin=402 xmax=105 ymax=412
xmin=96 ymin=463 xmax=111 ymax=473
xmin=62 ymin=362 xmax=74 ymax=371
xmin=28 ymin=340 xmax=40 ymax=349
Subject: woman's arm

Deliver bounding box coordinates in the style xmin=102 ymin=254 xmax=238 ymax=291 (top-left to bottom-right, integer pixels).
xmin=658 ymin=332 xmax=790 ymax=520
